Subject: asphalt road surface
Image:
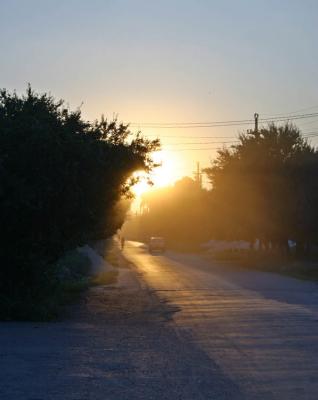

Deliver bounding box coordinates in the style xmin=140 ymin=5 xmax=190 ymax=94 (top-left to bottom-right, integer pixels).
xmin=2 ymin=242 xmax=318 ymax=400
xmin=124 ymin=241 xmax=318 ymax=400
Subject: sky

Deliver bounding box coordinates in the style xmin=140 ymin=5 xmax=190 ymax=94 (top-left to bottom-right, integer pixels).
xmin=1 ymin=0 xmax=318 ymax=191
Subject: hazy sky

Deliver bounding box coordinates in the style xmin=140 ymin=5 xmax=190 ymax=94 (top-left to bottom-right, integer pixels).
xmin=1 ymin=0 xmax=318 ymax=186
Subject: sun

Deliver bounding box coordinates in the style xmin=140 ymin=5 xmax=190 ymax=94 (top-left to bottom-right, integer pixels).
xmin=131 ymin=150 xmax=177 ymax=196
xmin=132 ymin=178 xmax=149 ymax=196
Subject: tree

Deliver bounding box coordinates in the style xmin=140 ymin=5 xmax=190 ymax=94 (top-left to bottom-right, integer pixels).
xmin=204 ymin=123 xmax=318 ymax=254
xmin=0 ymin=86 xmax=159 ymax=318
xmin=124 ymin=177 xmax=211 ymax=250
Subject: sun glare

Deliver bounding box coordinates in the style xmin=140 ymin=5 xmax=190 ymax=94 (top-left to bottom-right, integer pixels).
xmin=132 ymin=178 xmax=149 ymax=196
xmin=132 ymin=150 xmax=177 ymax=197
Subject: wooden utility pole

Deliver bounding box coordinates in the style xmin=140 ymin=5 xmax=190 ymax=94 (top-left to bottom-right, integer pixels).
xmin=193 ymin=162 xmax=202 ymax=188
xmin=248 ymin=113 xmax=260 ymax=137
xmin=254 ymin=112 xmax=259 ymax=137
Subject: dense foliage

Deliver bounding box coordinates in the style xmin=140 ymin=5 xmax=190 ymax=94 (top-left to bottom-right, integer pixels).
xmin=125 ymin=123 xmax=318 ymax=257
xmin=205 ymin=123 xmax=318 ymax=254
xmin=123 ymin=177 xmax=211 ymax=250
xmin=0 ymin=86 xmax=159 ymax=319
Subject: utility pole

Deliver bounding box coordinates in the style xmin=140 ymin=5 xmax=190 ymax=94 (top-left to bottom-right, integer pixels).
xmin=254 ymin=112 xmax=259 ymax=138
xmin=248 ymin=113 xmax=260 ymax=138
xmin=193 ymin=162 xmax=202 ymax=188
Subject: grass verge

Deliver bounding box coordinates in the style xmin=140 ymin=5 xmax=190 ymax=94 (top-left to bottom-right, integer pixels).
xmin=206 ymin=249 xmax=318 ymax=282
xmin=91 ymin=270 xmax=119 ymax=286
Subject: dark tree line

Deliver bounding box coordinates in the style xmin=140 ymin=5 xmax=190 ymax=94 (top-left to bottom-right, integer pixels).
xmin=0 ymin=86 xmax=159 ymax=318
xmin=125 ymin=123 xmax=318 ymax=257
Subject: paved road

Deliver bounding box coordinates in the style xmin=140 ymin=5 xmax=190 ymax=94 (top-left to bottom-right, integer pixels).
xmin=0 ymin=247 xmax=240 ymax=400
xmin=124 ymin=241 xmax=318 ymax=400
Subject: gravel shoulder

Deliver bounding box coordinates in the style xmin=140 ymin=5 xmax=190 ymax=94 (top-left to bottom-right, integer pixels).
xmin=0 ymin=250 xmax=242 ymax=400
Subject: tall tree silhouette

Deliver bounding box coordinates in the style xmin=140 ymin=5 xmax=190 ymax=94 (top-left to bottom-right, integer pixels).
xmin=204 ymin=123 xmax=318 ymax=253
xmin=0 ymin=86 xmax=159 ymax=318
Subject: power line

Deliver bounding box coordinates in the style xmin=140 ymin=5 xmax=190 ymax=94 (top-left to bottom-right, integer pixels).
xmin=142 ymin=128 xmax=318 ymax=140
xmin=304 ymin=132 xmax=318 ymax=137
xmin=157 ymin=132 xmax=318 ymax=146
xmin=163 ymin=140 xmax=240 ymax=145
xmin=160 ymin=133 xmax=318 ymax=151
xmin=303 ymin=130 xmax=318 ymax=134
xmin=130 ymin=112 xmax=318 ymax=128
xmin=144 ymin=131 xmax=318 ymax=140
xmin=261 ymin=105 xmax=318 ymax=117
xmin=297 ymin=117 xmax=318 ymax=128
xmin=164 ymin=147 xmax=229 ymax=152
xmin=146 ymin=135 xmax=238 ymax=139
xmin=131 ymin=119 xmax=253 ymax=127
xmin=133 ymin=121 xmax=253 ymax=129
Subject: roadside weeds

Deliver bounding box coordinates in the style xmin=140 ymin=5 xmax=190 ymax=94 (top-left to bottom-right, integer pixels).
xmin=203 ymin=250 xmax=318 ymax=282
